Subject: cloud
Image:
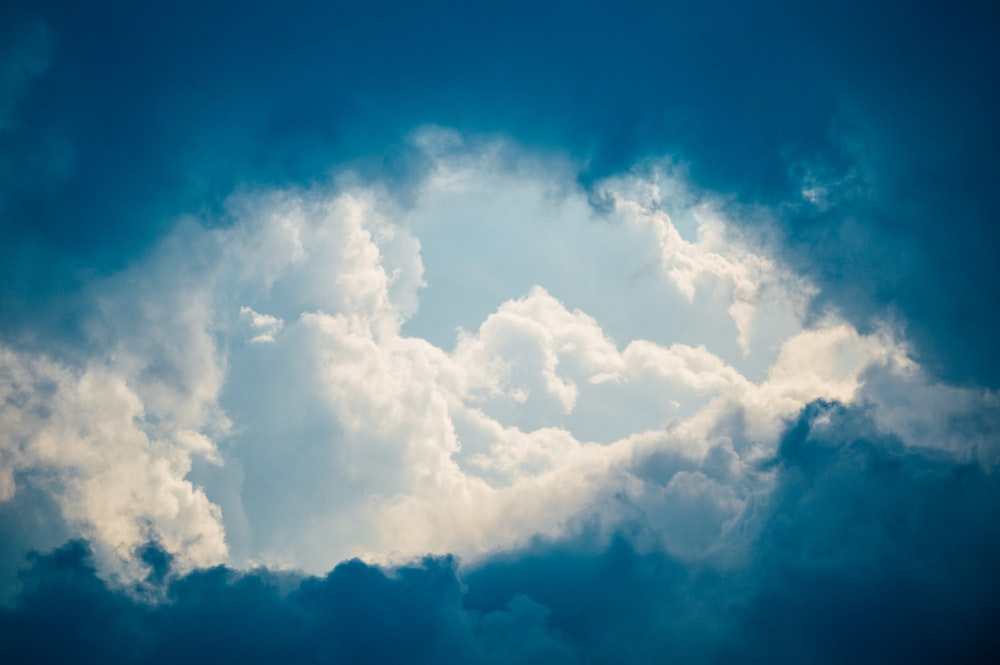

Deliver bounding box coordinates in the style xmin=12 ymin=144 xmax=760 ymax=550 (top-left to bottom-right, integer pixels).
xmin=3 ymin=137 xmax=993 ymax=585
xmin=597 ymin=172 xmax=816 ymax=355
xmin=2 ymin=401 xmax=997 ymax=664
xmin=239 ymin=307 xmax=283 ymax=344
xmin=0 ymin=3 xmax=996 ymax=660
xmin=0 ymin=347 xmax=227 ymax=579
xmin=0 ymin=539 xmax=580 ymax=665
xmin=3 ymin=0 xmax=996 ymax=390
xmin=465 ymin=402 xmax=1000 ymax=663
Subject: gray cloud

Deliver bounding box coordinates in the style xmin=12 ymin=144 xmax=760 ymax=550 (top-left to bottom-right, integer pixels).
xmin=3 ymin=401 xmax=998 ymax=664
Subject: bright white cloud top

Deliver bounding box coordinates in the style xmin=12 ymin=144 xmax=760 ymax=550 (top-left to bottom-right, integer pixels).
xmin=0 ymin=132 xmax=994 ymax=580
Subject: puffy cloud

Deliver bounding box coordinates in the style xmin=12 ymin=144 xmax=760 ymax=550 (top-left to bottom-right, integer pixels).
xmin=3 ymin=1 xmax=997 ymax=395
xmin=0 ymin=348 xmax=227 ymax=578
xmin=1 ymin=136 xmax=994 ymax=584
xmin=3 ymin=401 xmax=997 ymax=664
xmin=0 ymin=3 xmax=996 ymax=659
xmin=464 ymin=404 xmax=1000 ymax=664
xmin=0 ymin=540 xmax=580 ymax=665
xmin=239 ymin=307 xmax=283 ymax=344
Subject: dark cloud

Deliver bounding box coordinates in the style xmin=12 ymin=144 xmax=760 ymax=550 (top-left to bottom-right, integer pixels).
xmin=2 ymin=0 xmax=997 ymax=384
xmin=0 ymin=541 xmax=578 ymax=665
xmin=739 ymin=401 xmax=1000 ymax=663
xmin=0 ymin=480 xmax=71 ymax=605
xmin=2 ymin=401 xmax=997 ymax=664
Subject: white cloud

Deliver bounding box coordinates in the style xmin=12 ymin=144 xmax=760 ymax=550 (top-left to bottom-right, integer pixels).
xmin=0 ymin=348 xmax=227 ymax=579
xmin=2 ymin=131 xmax=993 ymax=577
xmin=240 ymin=306 xmax=284 ymax=344
xmin=598 ymin=171 xmax=816 ymax=356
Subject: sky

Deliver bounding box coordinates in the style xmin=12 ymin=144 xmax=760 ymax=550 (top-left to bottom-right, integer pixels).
xmin=1 ymin=0 xmax=999 ymax=662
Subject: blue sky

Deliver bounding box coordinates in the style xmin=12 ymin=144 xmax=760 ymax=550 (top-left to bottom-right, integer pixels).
xmin=1 ymin=1 xmax=999 ymax=662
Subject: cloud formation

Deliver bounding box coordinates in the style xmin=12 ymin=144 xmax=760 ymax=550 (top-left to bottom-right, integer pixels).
xmin=2 ymin=138 xmax=993 ymax=589
xmin=0 ymin=348 xmax=227 ymax=578
xmin=2 ymin=0 xmax=997 ymax=387
xmin=0 ymin=2 xmax=997 ymax=661
xmin=3 ymin=402 xmax=998 ymax=664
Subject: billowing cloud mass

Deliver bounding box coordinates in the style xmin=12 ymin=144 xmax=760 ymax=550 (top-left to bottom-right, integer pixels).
xmin=2 ymin=137 xmax=995 ymax=578
xmin=1 ymin=1 xmax=998 ymax=662
xmin=3 ymin=404 xmax=999 ymax=663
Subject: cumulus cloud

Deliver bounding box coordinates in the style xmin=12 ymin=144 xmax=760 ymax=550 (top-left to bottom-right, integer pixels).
xmin=3 ymin=1 xmax=996 ymax=396
xmin=3 ymin=401 xmax=997 ymax=664
xmin=0 ymin=3 xmax=996 ymax=660
xmin=239 ymin=307 xmax=283 ymax=344
xmin=0 ymin=135 xmax=994 ymax=583
xmin=0 ymin=539 xmax=588 ymax=665
xmin=0 ymin=348 xmax=227 ymax=579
